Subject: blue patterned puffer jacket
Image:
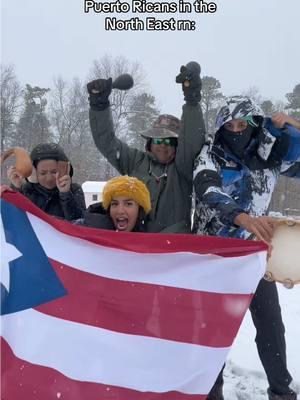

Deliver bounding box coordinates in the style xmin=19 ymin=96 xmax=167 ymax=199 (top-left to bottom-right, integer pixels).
xmin=193 ymin=96 xmax=300 ymax=239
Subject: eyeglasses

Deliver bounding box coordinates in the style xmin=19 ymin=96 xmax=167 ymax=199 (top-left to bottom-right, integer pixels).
xmin=152 ymin=138 xmax=177 ymax=146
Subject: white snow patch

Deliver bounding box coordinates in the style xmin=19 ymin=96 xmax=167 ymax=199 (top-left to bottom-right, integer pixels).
xmin=225 ymin=284 xmax=300 ymax=399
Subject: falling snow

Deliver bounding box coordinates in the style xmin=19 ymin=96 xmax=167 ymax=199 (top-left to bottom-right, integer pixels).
xmin=225 ymin=284 xmax=300 ymax=399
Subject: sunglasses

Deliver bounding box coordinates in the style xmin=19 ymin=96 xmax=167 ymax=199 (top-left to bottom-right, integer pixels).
xmin=152 ymin=138 xmax=177 ymax=146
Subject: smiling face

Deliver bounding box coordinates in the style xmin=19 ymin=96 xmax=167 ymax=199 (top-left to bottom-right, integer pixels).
xmin=36 ymin=159 xmax=58 ymax=190
xmin=109 ymin=196 xmax=140 ymax=232
xmin=150 ymin=139 xmax=176 ymax=164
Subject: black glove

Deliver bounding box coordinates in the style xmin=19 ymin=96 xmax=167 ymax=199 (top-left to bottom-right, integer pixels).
xmin=176 ymin=62 xmax=202 ymax=105
xmin=87 ymin=78 xmax=112 ymax=111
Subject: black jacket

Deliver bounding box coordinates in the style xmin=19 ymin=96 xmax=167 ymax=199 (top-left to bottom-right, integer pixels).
xmin=18 ymin=181 xmax=86 ymax=221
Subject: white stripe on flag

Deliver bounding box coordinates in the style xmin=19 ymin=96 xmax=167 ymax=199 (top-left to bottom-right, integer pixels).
xmin=2 ymin=309 xmax=229 ymax=395
xmin=27 ymin=214 xmax=266 ymax=294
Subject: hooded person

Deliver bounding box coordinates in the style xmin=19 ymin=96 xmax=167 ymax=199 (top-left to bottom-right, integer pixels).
xmin=87 ymin=62 xmax=206 ymax=233
xmin=75 ymin=175 xmax=151 ymax=232
xmin=193 ymin=97 xmax=300 ymax=400
xmin=7 ymin=143 xmax=86 ymax=220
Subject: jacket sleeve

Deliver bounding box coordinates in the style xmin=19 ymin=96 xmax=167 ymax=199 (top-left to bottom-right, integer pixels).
xmin=89 ymin=107 xmax=144 ymax=174
xmin=193 ymin=145 xmax=246 ymax=226
xmin=175 ymin=103 xmax=206 ymax=181
xmin=280 ymin=161 xmax=300 ymax=179
xmin=282 ymin=125 xmax=300 ymax=163
xmin=264 ymin=118 xmax=300 ymax=163
xmin=59 ymin=184 xmax=86 ymax=221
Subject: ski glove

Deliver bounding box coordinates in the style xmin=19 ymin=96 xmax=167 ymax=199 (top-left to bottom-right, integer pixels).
xmin=176 ymin=62 xmax=202 ymax=105
xmin=87 ymin=78 xmax=112 ymax=111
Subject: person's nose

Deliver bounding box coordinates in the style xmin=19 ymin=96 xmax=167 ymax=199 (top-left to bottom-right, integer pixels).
xmin=116 ymin=204 xmax=126 ymax=214
xmin=46 ymin=172 xmax=55 ymax=182
xmin=231 ymin=126 xmax=242 ymax=133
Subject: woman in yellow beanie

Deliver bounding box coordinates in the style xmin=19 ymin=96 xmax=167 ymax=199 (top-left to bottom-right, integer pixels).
xmin=75 ymin=176 xmax=151 ymax=232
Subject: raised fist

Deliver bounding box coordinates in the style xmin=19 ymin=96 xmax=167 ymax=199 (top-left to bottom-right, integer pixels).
xmin=87 ymin=78 xmax=113 ymax=111
xmin=176 ymin=62 xmax=202 ymax=104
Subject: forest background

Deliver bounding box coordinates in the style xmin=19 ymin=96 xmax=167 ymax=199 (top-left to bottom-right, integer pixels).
xmin=1 ymin=57 xmax=299 ymax=215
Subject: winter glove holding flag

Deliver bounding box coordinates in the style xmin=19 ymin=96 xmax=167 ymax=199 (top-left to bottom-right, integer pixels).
xmin=87 ymin=78 xmax=112 ymax=111
xmin=176 ymin=61 xmax=202 ymax=105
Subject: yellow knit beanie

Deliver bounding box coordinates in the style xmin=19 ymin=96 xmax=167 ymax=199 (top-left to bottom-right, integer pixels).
xmin=102 ymin=176 xmax=151 ymax=214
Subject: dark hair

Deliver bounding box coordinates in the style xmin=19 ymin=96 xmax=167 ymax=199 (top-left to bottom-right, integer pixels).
xmin=133 ymin=207 xmax=148 ymax=232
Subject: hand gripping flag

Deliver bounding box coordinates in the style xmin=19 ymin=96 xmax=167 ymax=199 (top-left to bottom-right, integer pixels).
xmin=1 ymin=192 xmax=267 ymax=400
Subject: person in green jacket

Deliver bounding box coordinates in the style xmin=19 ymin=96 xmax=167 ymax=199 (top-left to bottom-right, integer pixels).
xmin=87 ymin=62 xmax=206 ymax=233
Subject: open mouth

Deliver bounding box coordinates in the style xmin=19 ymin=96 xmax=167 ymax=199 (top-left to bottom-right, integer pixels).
xmin=115 ymin=217 xmax=128 ymax=231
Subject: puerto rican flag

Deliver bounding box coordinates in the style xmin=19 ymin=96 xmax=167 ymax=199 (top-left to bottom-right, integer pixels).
xmin=1 ymin=191 xmax=267 ymax=400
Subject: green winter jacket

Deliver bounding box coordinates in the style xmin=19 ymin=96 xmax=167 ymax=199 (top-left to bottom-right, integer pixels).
xmin=89 ymin=103 xmax=205 ymax=233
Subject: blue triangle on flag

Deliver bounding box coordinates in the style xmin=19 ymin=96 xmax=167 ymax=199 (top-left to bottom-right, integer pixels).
xmin=1 ymin=199 xmax=67 ymax=315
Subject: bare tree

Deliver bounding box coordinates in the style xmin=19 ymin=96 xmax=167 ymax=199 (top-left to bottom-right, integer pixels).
xmin=14 ymin=84 xmax=52 ymax=150
xmin=242 ymin=86 xmax=262 ymax=106
xmin=48 ymin=76 xmax=104 ymax=183
xmin=201 ymin=76 xmax=224 ymax=138
xmin=0 ymin=64 xmax=22 ymax=151
xmin=88 ymin=54 xmax=146 ymax=136
xmin=273 ymin=100 xmax=286 ymax=112
xmin=49 ymin=76 xmax=89 ymax=146
xmin=47 ymin=56 xmax=157 ymax=183
xmin=87 ymin=55 xmax=148 ymax=179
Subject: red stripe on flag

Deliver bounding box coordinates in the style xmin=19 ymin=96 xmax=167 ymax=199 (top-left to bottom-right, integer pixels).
xmin=2 ymin=192 xmax=267 ymax=257
xmin=1 ymin=338 xmax=207 ymax=400
xmin=34 ymin=260 xmax=252 ymax=347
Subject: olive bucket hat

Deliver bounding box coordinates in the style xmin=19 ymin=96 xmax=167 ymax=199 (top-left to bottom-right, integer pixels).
xmin=142 ymin=114 xmax=180 ymax=139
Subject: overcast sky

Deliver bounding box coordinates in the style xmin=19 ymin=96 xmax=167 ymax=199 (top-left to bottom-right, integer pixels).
xmin=1 ymin=0 xmax=300 ymax=116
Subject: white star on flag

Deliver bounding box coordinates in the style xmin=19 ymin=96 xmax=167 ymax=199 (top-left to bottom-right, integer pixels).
xmin=1 ymin=214 xmax=22 ymax=292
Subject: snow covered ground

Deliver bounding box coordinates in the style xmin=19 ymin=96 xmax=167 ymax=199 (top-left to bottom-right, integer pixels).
xmin=224 ymin=284 xmax=300 ymax=399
